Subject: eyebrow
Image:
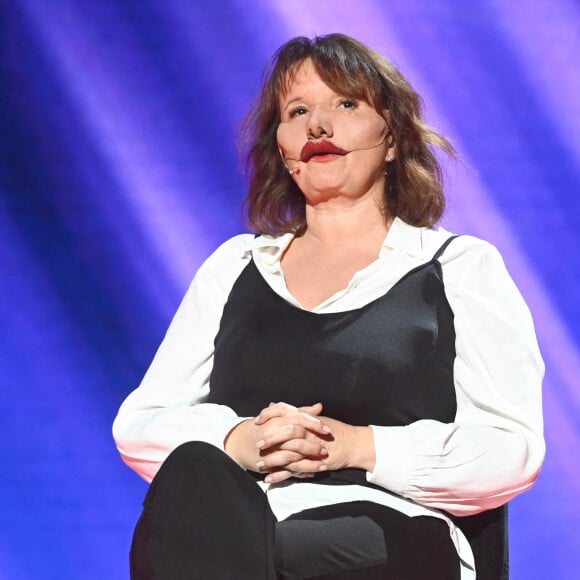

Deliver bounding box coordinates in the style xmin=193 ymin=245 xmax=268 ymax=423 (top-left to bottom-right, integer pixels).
xmin=282 ymin=96 xmax=303 ymax=111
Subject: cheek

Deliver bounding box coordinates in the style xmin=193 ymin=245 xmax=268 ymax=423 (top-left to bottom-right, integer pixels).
xmin=335 ymin=116 xmax=387 ymax=151
xmin=277 ymin=122 xmax=303 ymax=158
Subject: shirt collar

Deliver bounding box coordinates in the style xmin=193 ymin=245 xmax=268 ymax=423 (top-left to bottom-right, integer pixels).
xmin=381 ymin=217 xmax=426 ymax=259
xmin=250 ymin=232 xmax=294 ymax=268
xmin=250 ymin=217 xmax=428 ymax=264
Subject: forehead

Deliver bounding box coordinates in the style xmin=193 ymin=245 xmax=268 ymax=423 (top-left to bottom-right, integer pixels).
xmin=278 ymin=57 xmax=377 ymax=110
xmin=281 ymin=59 xmax=328 ymax=99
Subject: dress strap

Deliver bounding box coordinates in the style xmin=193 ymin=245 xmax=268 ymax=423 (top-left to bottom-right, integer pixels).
xmin=432 ymin=235 xmax=459 ymax=261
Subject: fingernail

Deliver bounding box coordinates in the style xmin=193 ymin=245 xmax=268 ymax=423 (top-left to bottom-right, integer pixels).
xmin=322 ymin=425 xmax=332 ymax=433
xmin=264 ymin=475 xmax=272 ymax=483
xmin=320 ymin=448 xmax=328 ymax=456
xmin=256 ymin=440 xmax=265 ymax=449
xmin=256 ymin=461 xmax=265 ymax=469
xmin=303 ymin=414 xmax=321 ymax=423
xmin=318 ymin=465 xmax=328 ymax=472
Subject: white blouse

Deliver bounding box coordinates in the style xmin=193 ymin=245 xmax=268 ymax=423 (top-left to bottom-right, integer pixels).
xmin=113 ymin=217 xmax=545 ymax=578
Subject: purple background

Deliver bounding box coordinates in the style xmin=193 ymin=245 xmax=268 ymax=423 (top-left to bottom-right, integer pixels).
xmin=1 ymin=1 xmax=579 ymax=578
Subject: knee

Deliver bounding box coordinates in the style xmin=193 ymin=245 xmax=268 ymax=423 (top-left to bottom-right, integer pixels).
xmin=144 ymin=442 xmax=230 ymax=504
xmin=143 ymin=441 xmax=257 ymax=514
xmin=157 ymin=441 xmax=231 ymax=480
xmin=167 ymin=440 xmax=224 ymax=465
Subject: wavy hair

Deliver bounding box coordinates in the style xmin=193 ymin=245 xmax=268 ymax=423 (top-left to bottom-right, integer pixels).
xmin=240 ymin=34 xmax=456 ymax=235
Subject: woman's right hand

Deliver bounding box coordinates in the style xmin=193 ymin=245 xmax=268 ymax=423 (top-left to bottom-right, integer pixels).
xmin=224 ymin=402 xmax=331 ymax=482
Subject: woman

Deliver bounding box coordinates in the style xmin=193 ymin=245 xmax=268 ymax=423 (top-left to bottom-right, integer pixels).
xmin=113 ymin=34 xmax=545 ymax=579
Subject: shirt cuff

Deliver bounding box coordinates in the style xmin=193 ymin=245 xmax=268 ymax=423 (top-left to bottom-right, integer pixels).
xmin=366 ymin=424 xmax=413 ymax=494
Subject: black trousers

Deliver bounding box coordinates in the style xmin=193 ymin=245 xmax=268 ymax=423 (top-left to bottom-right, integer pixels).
xmin=130 ymin=442 xmax=460 ymax=580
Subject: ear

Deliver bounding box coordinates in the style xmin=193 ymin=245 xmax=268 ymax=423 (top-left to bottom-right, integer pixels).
xmin=385 ymin=141 xmax=396 ymax=163
xmin=382 ymin=110 xmax=396 ymax=163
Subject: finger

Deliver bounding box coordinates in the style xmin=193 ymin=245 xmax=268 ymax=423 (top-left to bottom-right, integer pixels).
xmin=257 ymin=412 xmax=331 ymax=438
xmin=295 ymin=414 xmax=332 ymax=436
xmin=264 ymin=461 xmax=328 ymax=483
xmin=256 ymin=450 xmax=304 ymax=471
xmin=261 ymin=456 xmax=329 ymax=476
xmin=255 ymin=402 xmax=298 ymax=424
xmin=256 ymin=443 xmax=328 ymax=472
xmin=298 ymin=402 xmax=323 ymax=416
xmin=286 ymin=459 xmax=329 ymax=475
xmin=272 ymin=401 xmax=297 ymax=412
xmin=279 ymin=438 xmax=328 ymax=458
xmin=254 ymin=409 xmax=330 ymax=433
xmin=257 ymin=418 xmax=331 ymax=450
xmin=257 ymin=423 xmax=308 ymax=450
xmin=264 ymin=469 xmax=293 ymax=484
xmin=255 ymin=402 xmax=326 ymax=428
xmin=264 ymin=470 xmax=316 ymax=484
xmin=255 ymin=402 xmax=325 ymax=424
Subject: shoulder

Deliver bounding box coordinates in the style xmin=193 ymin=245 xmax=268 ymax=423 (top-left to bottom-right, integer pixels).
xmin=192 ymin=232 xmax=292 ymax=296
xmin=415 ymin=226 xmax=516 ymax=299
xmin=389 ymin=218 xmax=500 ymax=270
xmin=422 ymin=227 xmax=504 ymax=272
xmin=425 ymin=230 xmax=531 ymax=324
xmin=190 ymin=233 xmax=256 ymax=296
xmin=199 ymin=233 xmax=255 ymax=270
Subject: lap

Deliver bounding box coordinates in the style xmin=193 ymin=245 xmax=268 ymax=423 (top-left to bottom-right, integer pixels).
xmin=275 ymin=501 xmax=460 ymax=580
xmin=139 ymin=444 xmax=460 ymax=580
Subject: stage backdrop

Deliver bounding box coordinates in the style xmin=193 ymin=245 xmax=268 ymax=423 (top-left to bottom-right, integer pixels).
xmin=1 ymin=1 xmax=579 ymax=578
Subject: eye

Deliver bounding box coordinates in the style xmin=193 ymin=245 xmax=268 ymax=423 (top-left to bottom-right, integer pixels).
xmin=289 ymin=105 xmax=308 ymax=118
xmin=339 ymin=99 xmax=357 ymax=110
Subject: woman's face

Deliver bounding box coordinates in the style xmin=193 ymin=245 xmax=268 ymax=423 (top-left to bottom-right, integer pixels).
xmin=277 ymin=59 xmax=395 ymax=206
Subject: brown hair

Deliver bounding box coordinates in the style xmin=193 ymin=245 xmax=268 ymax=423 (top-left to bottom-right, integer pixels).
xmin=240 ymin=33 xmax=456 ymax=235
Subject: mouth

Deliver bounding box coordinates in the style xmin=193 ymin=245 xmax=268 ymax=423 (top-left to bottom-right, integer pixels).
xmin=300 ymin=141 xmax=347 ymax=162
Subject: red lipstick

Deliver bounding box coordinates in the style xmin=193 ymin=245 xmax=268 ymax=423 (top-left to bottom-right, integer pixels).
xmin=300 ymin=141 xmax=347 ymax=162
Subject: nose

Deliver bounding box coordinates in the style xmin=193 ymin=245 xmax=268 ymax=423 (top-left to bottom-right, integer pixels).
xmin=307 ymin=104 xmax=333 ymax=139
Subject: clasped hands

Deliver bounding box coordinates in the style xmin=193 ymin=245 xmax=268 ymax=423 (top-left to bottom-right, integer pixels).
xmin=224 ymin=402 xmax=375 ymax=484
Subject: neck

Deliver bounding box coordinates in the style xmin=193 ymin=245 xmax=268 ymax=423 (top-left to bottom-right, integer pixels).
xmin=302 ymin=194 xmax=391 ymax=245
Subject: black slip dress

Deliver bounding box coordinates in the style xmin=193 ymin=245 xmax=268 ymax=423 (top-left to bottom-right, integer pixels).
xmin=207 ymin=235 xmax=509 ymax=580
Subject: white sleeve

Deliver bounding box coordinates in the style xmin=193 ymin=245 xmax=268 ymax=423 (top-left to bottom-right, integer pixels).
xmin=112 ymin=234 xmax=254 ymax=482
xmin=367 ymin=237 xmax=545 ymax=516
